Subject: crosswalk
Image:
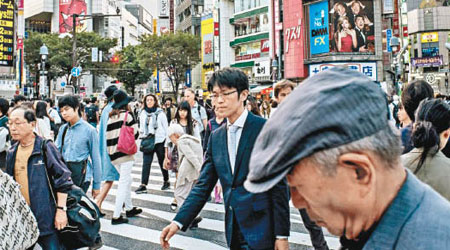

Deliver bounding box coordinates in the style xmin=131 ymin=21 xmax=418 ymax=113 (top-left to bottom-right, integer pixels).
xmin=93 ymin=155 xmax=341 ymax=250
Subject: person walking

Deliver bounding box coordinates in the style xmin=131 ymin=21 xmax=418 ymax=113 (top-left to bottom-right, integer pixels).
xmin=0 ymin=98 xmax=9 ymax=171
xmin=45 ymin=98 xmax=62 ymax=139
xmin=106 ymin=89 xmax=142 ymax=225
xmin=34 ymin=101 xmax=53 ymax=140
xmin=162 ymin=97 xmax=177 ymax=123
xmin=260 ymin=100 xmax=271 ymax=119
xmin=246 ymin=96 xmax=261 ymax=117
xmin=135 ymin=94 xmax=169 ymax=194
xmin=167 ymin=123 xmax=202 ymax=209
xmin=402 ymin=98 xmax=450 ymax=200
xmin=95 ymin=85 xmax=120 ymax=214
xmin=245 ymin=67 xmax=450 ymax=249
xmin=6 ymin=105 xmax=73 ymax=249
xmin=85 ymin=97 xmax=100 ymax=128
xmin=160 ymin=68 xmax=290 ymax=250
xmin=184 ymin=88 xmax=207 ymax=139
xmin=55 ymin=95 xmax=102 ymax=197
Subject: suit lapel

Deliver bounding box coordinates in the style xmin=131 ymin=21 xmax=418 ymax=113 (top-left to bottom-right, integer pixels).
xmin=220 ymin=126 xmax=233 ymax=178
xmin=232 ymin=114 xmax=254 ymax=184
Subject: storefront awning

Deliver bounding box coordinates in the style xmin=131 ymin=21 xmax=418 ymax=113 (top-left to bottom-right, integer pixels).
xmin=250 ymin=84 xmax=272 ymax=94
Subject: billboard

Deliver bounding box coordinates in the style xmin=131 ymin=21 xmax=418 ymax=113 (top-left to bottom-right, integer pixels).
xmin=0 ymin=0 xmax=14 ymax=66
xmin=309 ymin=62 xmax=377 ymax=81
xmin=309 ymin=1 xmax=329 ymax=55
xmin=159 ymin=0 xmax=169 ymax=17
xmin=201 ymin=14 xmax=214 ymax=89
xmin=59 ymin=0 xmax=88 ymax=34
xmin=328 ymin=0 xmax=375 ymax=54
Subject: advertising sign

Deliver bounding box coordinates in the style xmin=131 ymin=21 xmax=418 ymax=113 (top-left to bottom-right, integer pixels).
xmin=253 ymin=61 xmax=271 ymax=77
xmin=59 ymin=0 xmax=88 ymax=34
xmin=283 ymin=0 xmax=306 ymax=78
xmin=421 ymin=32 xmax=439 ymax=43
xmin=329 ymin=0 xmax=375 ymax=54
xmin=412 ymin=56 xmax=443 ymax=67
xmin=386 ymin=29 xmax=392 ymax=52
xmin=309 ymin=1 xmax=329 ymax=55
xmin=0 ymin=0 xmax=14 ymax=66
xmin=261 ymin=39 xmax=270 ymax=53
xmin=201 ymin=14 xmax=214 ymax=89
xmin=309 ymin=62 xmax=377 ymax=81
xmin=159 ymin=0 xmax=169 ymax=17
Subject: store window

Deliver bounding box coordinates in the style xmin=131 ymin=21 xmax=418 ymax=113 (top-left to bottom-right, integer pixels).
xmin=422 ymin=42 xmax=439 ymax=57
xmin=234 ymin=13 xmax=269 ymax=37
xmin=235 ymin=41 xmax=268 ymax=61
xmin=235 ymin=0 xmax=269 ymax=13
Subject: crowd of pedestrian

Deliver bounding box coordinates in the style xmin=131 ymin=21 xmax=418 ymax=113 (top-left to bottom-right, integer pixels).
xmin=1 ymin=66 xmax=450 ymax=250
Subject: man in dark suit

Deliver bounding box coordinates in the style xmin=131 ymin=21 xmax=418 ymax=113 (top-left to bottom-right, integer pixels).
xmin=353 ymin=15 xmax=374 ymax=52
xmin=160 ymin=68 xmax=291 ymax=249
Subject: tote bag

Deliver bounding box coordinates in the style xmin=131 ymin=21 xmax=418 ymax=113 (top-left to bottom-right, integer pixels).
xmin=117 ymin=112 xmax=137 ymax=155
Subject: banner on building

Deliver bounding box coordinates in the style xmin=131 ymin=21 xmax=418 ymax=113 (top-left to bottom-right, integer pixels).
xmin=412 ymin=55 xmax=443 ymax=67
xmin=59 ymin=0 xmax=88 ymax=34
xmin=309 ymin=1 xmax=329 ymax=55
xmin=309 ymin=62 xmax=377 ymax=81
xmin=159 ymin=0 xmax=169 ymax=17
xmin=0 ymin=0 xmax=14 ymax=66
xmin=328 ymin=0 xmax=375 ymax=54
xmin=201 ymin=14 xmax=214 ymax=89
xmin=421 ymin=32 xmax=439 ymax=43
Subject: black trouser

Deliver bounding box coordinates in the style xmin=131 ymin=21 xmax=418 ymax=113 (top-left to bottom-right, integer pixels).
xmin=66 ymin=161 xmax=88 ymax=188
xmin=142 ymin=141 xmax=167 ymax=185
xmin=0 ymin=151 xmax=6 ymax=172
xmin=299 ymin=209 xmax=329 ymax=250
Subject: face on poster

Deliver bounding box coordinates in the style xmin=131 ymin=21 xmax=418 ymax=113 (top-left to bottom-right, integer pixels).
xmin=59 ymin=0 xmax=88 ymax=34
xmin=309 ymin=1 xmax=329 ymax=55
xmin=329 ymin=0 xmax=375 ymax=54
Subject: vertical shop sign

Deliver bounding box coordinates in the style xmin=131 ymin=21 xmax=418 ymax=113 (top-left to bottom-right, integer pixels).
xmin=0 ymin=0 xmax=14 ymax=66
xmin=309 ymin=1 xmax=329 ymax=55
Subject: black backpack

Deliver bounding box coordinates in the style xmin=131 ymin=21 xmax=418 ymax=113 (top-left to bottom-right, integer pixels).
xmin=41 ymin=140 xmax=101 ymax=249
xmin=85 ymin=105 xmax=97 ymax=123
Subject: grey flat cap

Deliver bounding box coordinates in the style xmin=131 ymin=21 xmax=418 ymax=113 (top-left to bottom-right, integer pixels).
xmin=244 ymin=67 xmax=389 ymax=193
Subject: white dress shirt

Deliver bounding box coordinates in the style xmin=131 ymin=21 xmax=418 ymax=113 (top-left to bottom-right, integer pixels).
xmin=227 ymin=109 xmax=248 ymax=174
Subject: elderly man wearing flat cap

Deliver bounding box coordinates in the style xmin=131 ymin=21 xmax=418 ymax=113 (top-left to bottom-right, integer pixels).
xmin=245 ymin=67 xmax=450 ymax=249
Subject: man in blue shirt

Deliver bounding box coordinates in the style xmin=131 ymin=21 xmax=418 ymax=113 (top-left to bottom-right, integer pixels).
xmin=55 ymin=95 xmax=102 ymax=198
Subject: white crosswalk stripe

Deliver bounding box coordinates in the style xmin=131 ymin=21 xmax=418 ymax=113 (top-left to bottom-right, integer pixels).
xmin=94 ymin=157 xmax=340 ymax=250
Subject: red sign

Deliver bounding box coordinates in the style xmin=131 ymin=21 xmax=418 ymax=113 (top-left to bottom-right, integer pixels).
xmin=17 ymin=38 xmax=23 ymax=50
xmin=403 ymin=26 xmax=408 ymax=37
xmin=204 ymin=40 xmax=212 ymax=54
xmin=59 ymin=0 xmax=87 ymax=34
xmin=214 ymin=22 xmax=219 ymax=36
xmin=261 ymin=39 xmax=270 ymax=53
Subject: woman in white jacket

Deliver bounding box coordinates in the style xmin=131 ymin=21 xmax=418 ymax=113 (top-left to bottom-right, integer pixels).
xmin=34 ymin=101 xmax=53 ymax=140
xmin=135 ymin=94 xmax=169 ymax=194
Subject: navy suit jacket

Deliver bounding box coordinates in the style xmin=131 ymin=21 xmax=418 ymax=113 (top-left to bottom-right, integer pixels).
xmin=174 ymin=112 xmax=290 ymax=249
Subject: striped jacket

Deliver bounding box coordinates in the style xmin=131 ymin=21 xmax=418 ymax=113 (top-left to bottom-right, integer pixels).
xmin=106 ymin=111 xmax=139 ymax=165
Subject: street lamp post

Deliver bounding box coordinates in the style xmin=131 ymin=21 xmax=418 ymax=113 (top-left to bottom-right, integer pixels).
xmin=272 ymin=59 xmax=279 ymax=82
xmin=39 ymin=44 xmax=49 ymax=98
xmin=445 ymin=43 xmax=450 ymax=95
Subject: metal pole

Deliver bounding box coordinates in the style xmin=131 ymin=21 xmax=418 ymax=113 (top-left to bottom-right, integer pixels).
xmin=72 ymin=14 xmax=78 ymax=92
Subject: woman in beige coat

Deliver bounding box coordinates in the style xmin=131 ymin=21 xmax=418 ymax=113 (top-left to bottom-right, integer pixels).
xmin=167 ymin=123 xmax=203 ymax=208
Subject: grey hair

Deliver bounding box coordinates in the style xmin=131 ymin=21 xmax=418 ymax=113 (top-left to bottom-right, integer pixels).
xmin=308 ymin=124 xmax=402 ymax=176
xmin=167 ymin=123 xmax=185 ymax=137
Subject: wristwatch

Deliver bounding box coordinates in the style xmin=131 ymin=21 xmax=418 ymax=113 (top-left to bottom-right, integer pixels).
xmin=57 ymin=206 xmax=67 ymax=211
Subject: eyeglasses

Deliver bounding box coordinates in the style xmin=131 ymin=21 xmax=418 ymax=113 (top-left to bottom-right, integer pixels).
xmin=210 ymin=90 xmax=238 ymax=100
xmin=7 ymin=121 xmax=28 ymax=128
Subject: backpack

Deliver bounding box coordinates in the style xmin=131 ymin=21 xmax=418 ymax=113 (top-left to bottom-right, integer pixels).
xmin=85 ymin=105 xmax=97 ymax=123
xmin=41 ymin=140 xmax=101 ymax=249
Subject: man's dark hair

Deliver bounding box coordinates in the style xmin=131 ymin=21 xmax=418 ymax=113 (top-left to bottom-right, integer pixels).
xmin=0 ymin=98 xmax=9 ymax=116
xmin=355 ymin=14 xmax=364 ymax=21
xmin=13 ymin=95 xmax=27 ymax=104
xmin=84 ymin=97 xmax=91 ymax=104
xmin=58 ymin=95 xmax=80 ymax=110
xmin=91 ymin=97 xmax=97 ymax=103
xmin=165 ymin=97 xmax=172 ymax=103
xmin=401 ymin=80 xmax=434 ymax=121
xmin=45 ymin=98 xmax=54 ymax=107
xmin=11 ymin=105 xmax=36 ymax=123
xmin=207 ymin=68 xmax=249 ymax=97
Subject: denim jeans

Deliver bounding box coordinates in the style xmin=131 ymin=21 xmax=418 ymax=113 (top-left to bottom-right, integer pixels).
xmin=36 ymin=232 xmax=65 ymax=250
xmin=142 ymin=142 xmax=167 ymax=185
xmin=113 ymin=161 xmax=134 ymax=218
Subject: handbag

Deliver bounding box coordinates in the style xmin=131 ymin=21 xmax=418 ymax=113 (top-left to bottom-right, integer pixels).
xmin=166 ymin=146 xmax=179 ymax=172
xmin=117 ymin=112 xmax=137 ymax=155
xmin=140 ymin=111 xmax=159 ymax=153
xmin=0 ymin=170 xmax=39 ymax=250
xmin=41 ymin=140 xmax=101 ymax=249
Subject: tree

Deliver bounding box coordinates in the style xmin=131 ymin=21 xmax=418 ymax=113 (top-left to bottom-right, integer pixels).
xmin=115 ymin=45 xmax=153 ymax=97
xmin=25 ymin=32 xmax=118 ymax=86
xmin=137 ymin=32 xmax=201 ymax=102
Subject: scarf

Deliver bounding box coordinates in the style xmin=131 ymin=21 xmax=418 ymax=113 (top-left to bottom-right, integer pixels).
xmin=144 ymin=107 xmax=157 ymax=113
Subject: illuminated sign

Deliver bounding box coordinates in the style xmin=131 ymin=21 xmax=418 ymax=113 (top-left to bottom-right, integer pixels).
xmin=421 ymin=32 xmax=439 ymax=43
xmin=0 ymin=0 xmax=14 ymax=66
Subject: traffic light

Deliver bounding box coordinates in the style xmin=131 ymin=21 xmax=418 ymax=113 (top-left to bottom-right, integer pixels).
xmin=111 ymin=55 xmax=119 ymax=63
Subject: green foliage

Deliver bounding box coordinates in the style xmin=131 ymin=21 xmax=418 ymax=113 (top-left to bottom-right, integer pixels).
xmin=137 ymin=32 xmax=201 ymax=100
xmin=115 ymin=45 xmax=153 ymax=96
xmin=25 ymin=32 xmax=118 ymax=83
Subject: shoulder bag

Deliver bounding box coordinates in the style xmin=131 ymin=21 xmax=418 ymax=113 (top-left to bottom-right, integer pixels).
xmin=117 ymin=112 xmax=137 ymax=155
xmin=140 ymin=111 xmax=159 ymax=153
xmin=41 ymin=140 xmax=101 ymax=249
